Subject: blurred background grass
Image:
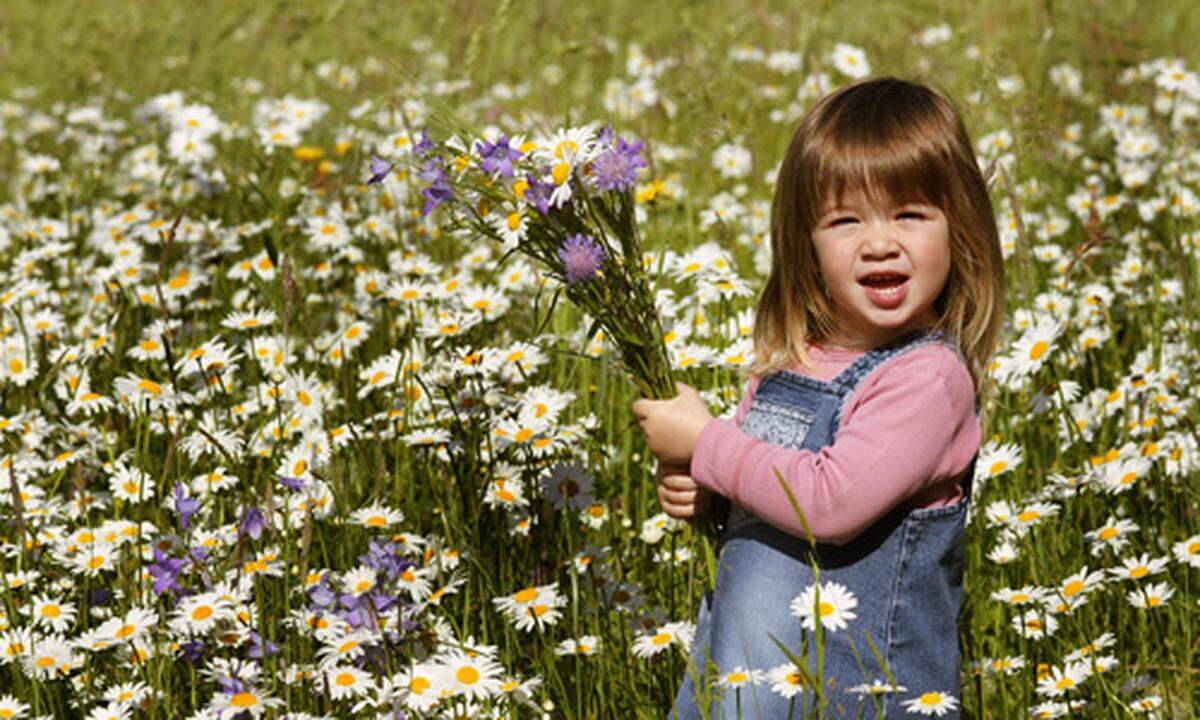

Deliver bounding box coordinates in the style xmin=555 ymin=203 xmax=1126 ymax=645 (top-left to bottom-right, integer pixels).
xmin=3 ymin=0 xmax=1199 ymax=108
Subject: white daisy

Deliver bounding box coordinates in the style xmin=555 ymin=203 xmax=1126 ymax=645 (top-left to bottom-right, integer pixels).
xmin=765 ymin=662 xmax=807 ymax=699
xmin=441 ymin=648 xmax=505 ymax=701
xmin=1108 ymin=553 xmax=1170 ymax=582
xmin=847 ymin=678 xmax=908 ymax=696
xmin=900 ymin=690 xmax=959 ymax=716
xmin=790 ymin=581 xmax=858 ymax=632
xmin=491 ymin=583 xmax=566 ymax=632
xmin=829 ymin=43 xmax=871 ymax=79
xmin=29 ymin=595 xmax=76 ymax=633
xmin=1127 ymin=581 xmax=1175 ymax=609
xmin=0 ymin=694 xmax=30 ymax=719
xmin=396 ymin=661 xmax=452 ymax=713
xmin=1012 ymin=608 xmax=1058 ymax=639
xmin=1172 ymin=534 xmax=1200 ymax=568
xmin=718 ymin=665 xmax=765 ymax=689
xmin=555 ymin=635 xmax=601 ymax=656
xmin=631 ymin=621 xmax=692 ymax=658
xmin=349 ymin=503 xmax=405 ymax=529
xmin=324 ymin=665 xmax=376 ymax=701
xmin=975 ymin=441 xmax=1023 ymax=484
xmin=1084 ymin=516 xmax=1139 ymax=555
xmin=1008 ymin=317 xmax=1062 ymax=377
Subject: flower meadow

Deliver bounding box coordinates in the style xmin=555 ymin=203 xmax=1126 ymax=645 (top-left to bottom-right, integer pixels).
xmin=1 ymin=1 xmax=1200 ymax=718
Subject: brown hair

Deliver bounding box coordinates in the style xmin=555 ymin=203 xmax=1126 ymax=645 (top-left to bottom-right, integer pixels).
xmin=749 ymin=76 xmax=1006 ymax=403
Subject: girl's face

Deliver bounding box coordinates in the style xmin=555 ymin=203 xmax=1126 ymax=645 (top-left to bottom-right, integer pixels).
xmin=812 ymin=188 xmax=951 ymax=350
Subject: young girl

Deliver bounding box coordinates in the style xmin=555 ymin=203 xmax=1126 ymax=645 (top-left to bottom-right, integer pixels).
xmin=632 ymin=77 xmax=1005 ymax=718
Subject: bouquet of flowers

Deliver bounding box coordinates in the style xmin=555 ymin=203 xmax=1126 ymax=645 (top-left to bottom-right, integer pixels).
xmin=371 ymin=123 xmax=677 ymax=401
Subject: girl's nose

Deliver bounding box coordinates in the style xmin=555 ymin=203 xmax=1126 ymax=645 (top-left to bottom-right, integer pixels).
xmin=861 ymin=225 xmax=900 ymax=257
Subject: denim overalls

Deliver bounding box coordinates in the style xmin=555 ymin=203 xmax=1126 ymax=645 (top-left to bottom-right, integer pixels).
xmin=673 ymin=328 xmax=979 ymax=719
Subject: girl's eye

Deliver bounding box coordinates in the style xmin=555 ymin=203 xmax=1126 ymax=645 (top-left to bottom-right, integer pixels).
xmin=829 ymin=217 xmax=857 ymax=227
xmin=898 ymin=211 xmax=926 ymax=221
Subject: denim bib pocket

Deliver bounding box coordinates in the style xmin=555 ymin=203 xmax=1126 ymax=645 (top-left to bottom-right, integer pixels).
xmin=740 ymin=399 xmax=814 ymax=449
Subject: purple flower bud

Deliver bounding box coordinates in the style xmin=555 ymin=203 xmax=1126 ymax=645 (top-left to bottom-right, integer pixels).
xmin=239 ymin=506 xmax=266 ymax=541
xmin=366 ymin=153 xmax=393 ymax=185
xmin=418 ymin=157 xmax=455 ymax=217
xmin=173 ymin=482 xmax=200 ymax=531
xmin=522 ymin=173 xmax=556 ymax=216
xmin=596 ymin=123 xmax=616 ymax=147
xmin=279 ymin=475 xmax=306 ymax=492
xmin=149 ymin=547 xmax=185 ymax=596
xmin=412 ymin=129 xmax=434 ymax=158
xmin=179 ymin=639 xmax=206 ymax=663
xmin=217 ymin=675 xmax=246 ymax=695
xmin=246 ymin=631 xmax=280 ymax=659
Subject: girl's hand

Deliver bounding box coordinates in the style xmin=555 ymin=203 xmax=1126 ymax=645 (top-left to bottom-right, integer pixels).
xmin=657 ymin=462 xmax=711 ymax=520
xmin=631 ymin=382 xmax=714 ymax=467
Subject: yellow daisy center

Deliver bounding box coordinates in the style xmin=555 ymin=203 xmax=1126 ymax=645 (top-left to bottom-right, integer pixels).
xmin=230 ymin=692 xmax=258 ymax=708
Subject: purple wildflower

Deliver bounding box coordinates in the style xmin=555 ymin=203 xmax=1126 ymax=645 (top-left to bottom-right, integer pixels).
xmin=149 ymin=547 xmax=185 ymax=596
xmin=279 ymin=475 xmax=306 ymax=492
xmin=217 ymin=675 xmax=247 ymax=695
xmin=246 ymin=631 xmax=280 ymax=659
xmin=359 ymin=538 xmax=410 ymax=581
xmin=412 ymin=129 xmax=434 ymax=158
xmin=366 ymin=153 xmax=393 ymax=185
xmin=590 ymin=135 xmax=646 ymax=191
xmin=522 ymin=172 xmax=556 ymax=215
xmin=173 ymin=482 xmax=200 ymax=531
xmin=369 ymin=589 xmax=400 ymax=614
xmin=418 ymin=157 xmax=455 ymax=217
xmin=596 ymin=123 xmax=616 ymax=147
xmin=187 ymin=545 xmax=210 ymax=565
xmin=475 ymin=134 xmax=523 ymax=178
xmin=557 ymin=234 xmax=606 ymax=283
xmin=238 ymin=506 xmax=266 ymax=541
xmin=307 ymin=577 xmax=337 ymax=609
xmin=338 ymin=593 xmax=374 ymax=630
xmin=178 ymin=639 xmax=205 ymax=663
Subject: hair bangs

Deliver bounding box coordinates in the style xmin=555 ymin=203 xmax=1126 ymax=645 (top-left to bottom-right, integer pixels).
xmin=808 ymin=90 xmax=957 ymax=215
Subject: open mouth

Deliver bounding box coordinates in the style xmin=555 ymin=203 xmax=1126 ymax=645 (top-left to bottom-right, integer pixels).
xmin=858 ymin=272 xmax=910 ymax=288
xmin=858 ymin=272 xmax=910 ymax=307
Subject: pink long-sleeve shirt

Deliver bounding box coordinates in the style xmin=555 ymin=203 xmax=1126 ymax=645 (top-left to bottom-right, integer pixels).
xmin=689 ymin=342 xmax=981 ymax=545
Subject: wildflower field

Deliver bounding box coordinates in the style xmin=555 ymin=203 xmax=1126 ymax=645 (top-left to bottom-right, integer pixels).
xmin=2 ymin=0 xmax=1200 ymax=717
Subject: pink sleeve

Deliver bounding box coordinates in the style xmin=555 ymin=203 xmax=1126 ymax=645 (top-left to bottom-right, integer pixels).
xmin=690 ymin=347 xmax=980 ymax=545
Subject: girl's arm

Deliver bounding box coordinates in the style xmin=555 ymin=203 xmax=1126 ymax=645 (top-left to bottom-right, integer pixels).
xmin=689 ymin=346 xmax=980 ymax=545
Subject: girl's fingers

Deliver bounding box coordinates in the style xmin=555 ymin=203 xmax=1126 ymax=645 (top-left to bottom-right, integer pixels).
xmin=657 ymin=484 xmax=709 ymax=520
xmin=660 ymin=499 xmax=697 ymax=519
xmin=660 ymin=488 xmax=698 ymax=505
xmin=658 ymin=483 xmax=694 ymax=504
xmin=660 ymin=474 xmax=700 ymax=492
xmin=658 ymin=486 xmax=691 ymax=514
